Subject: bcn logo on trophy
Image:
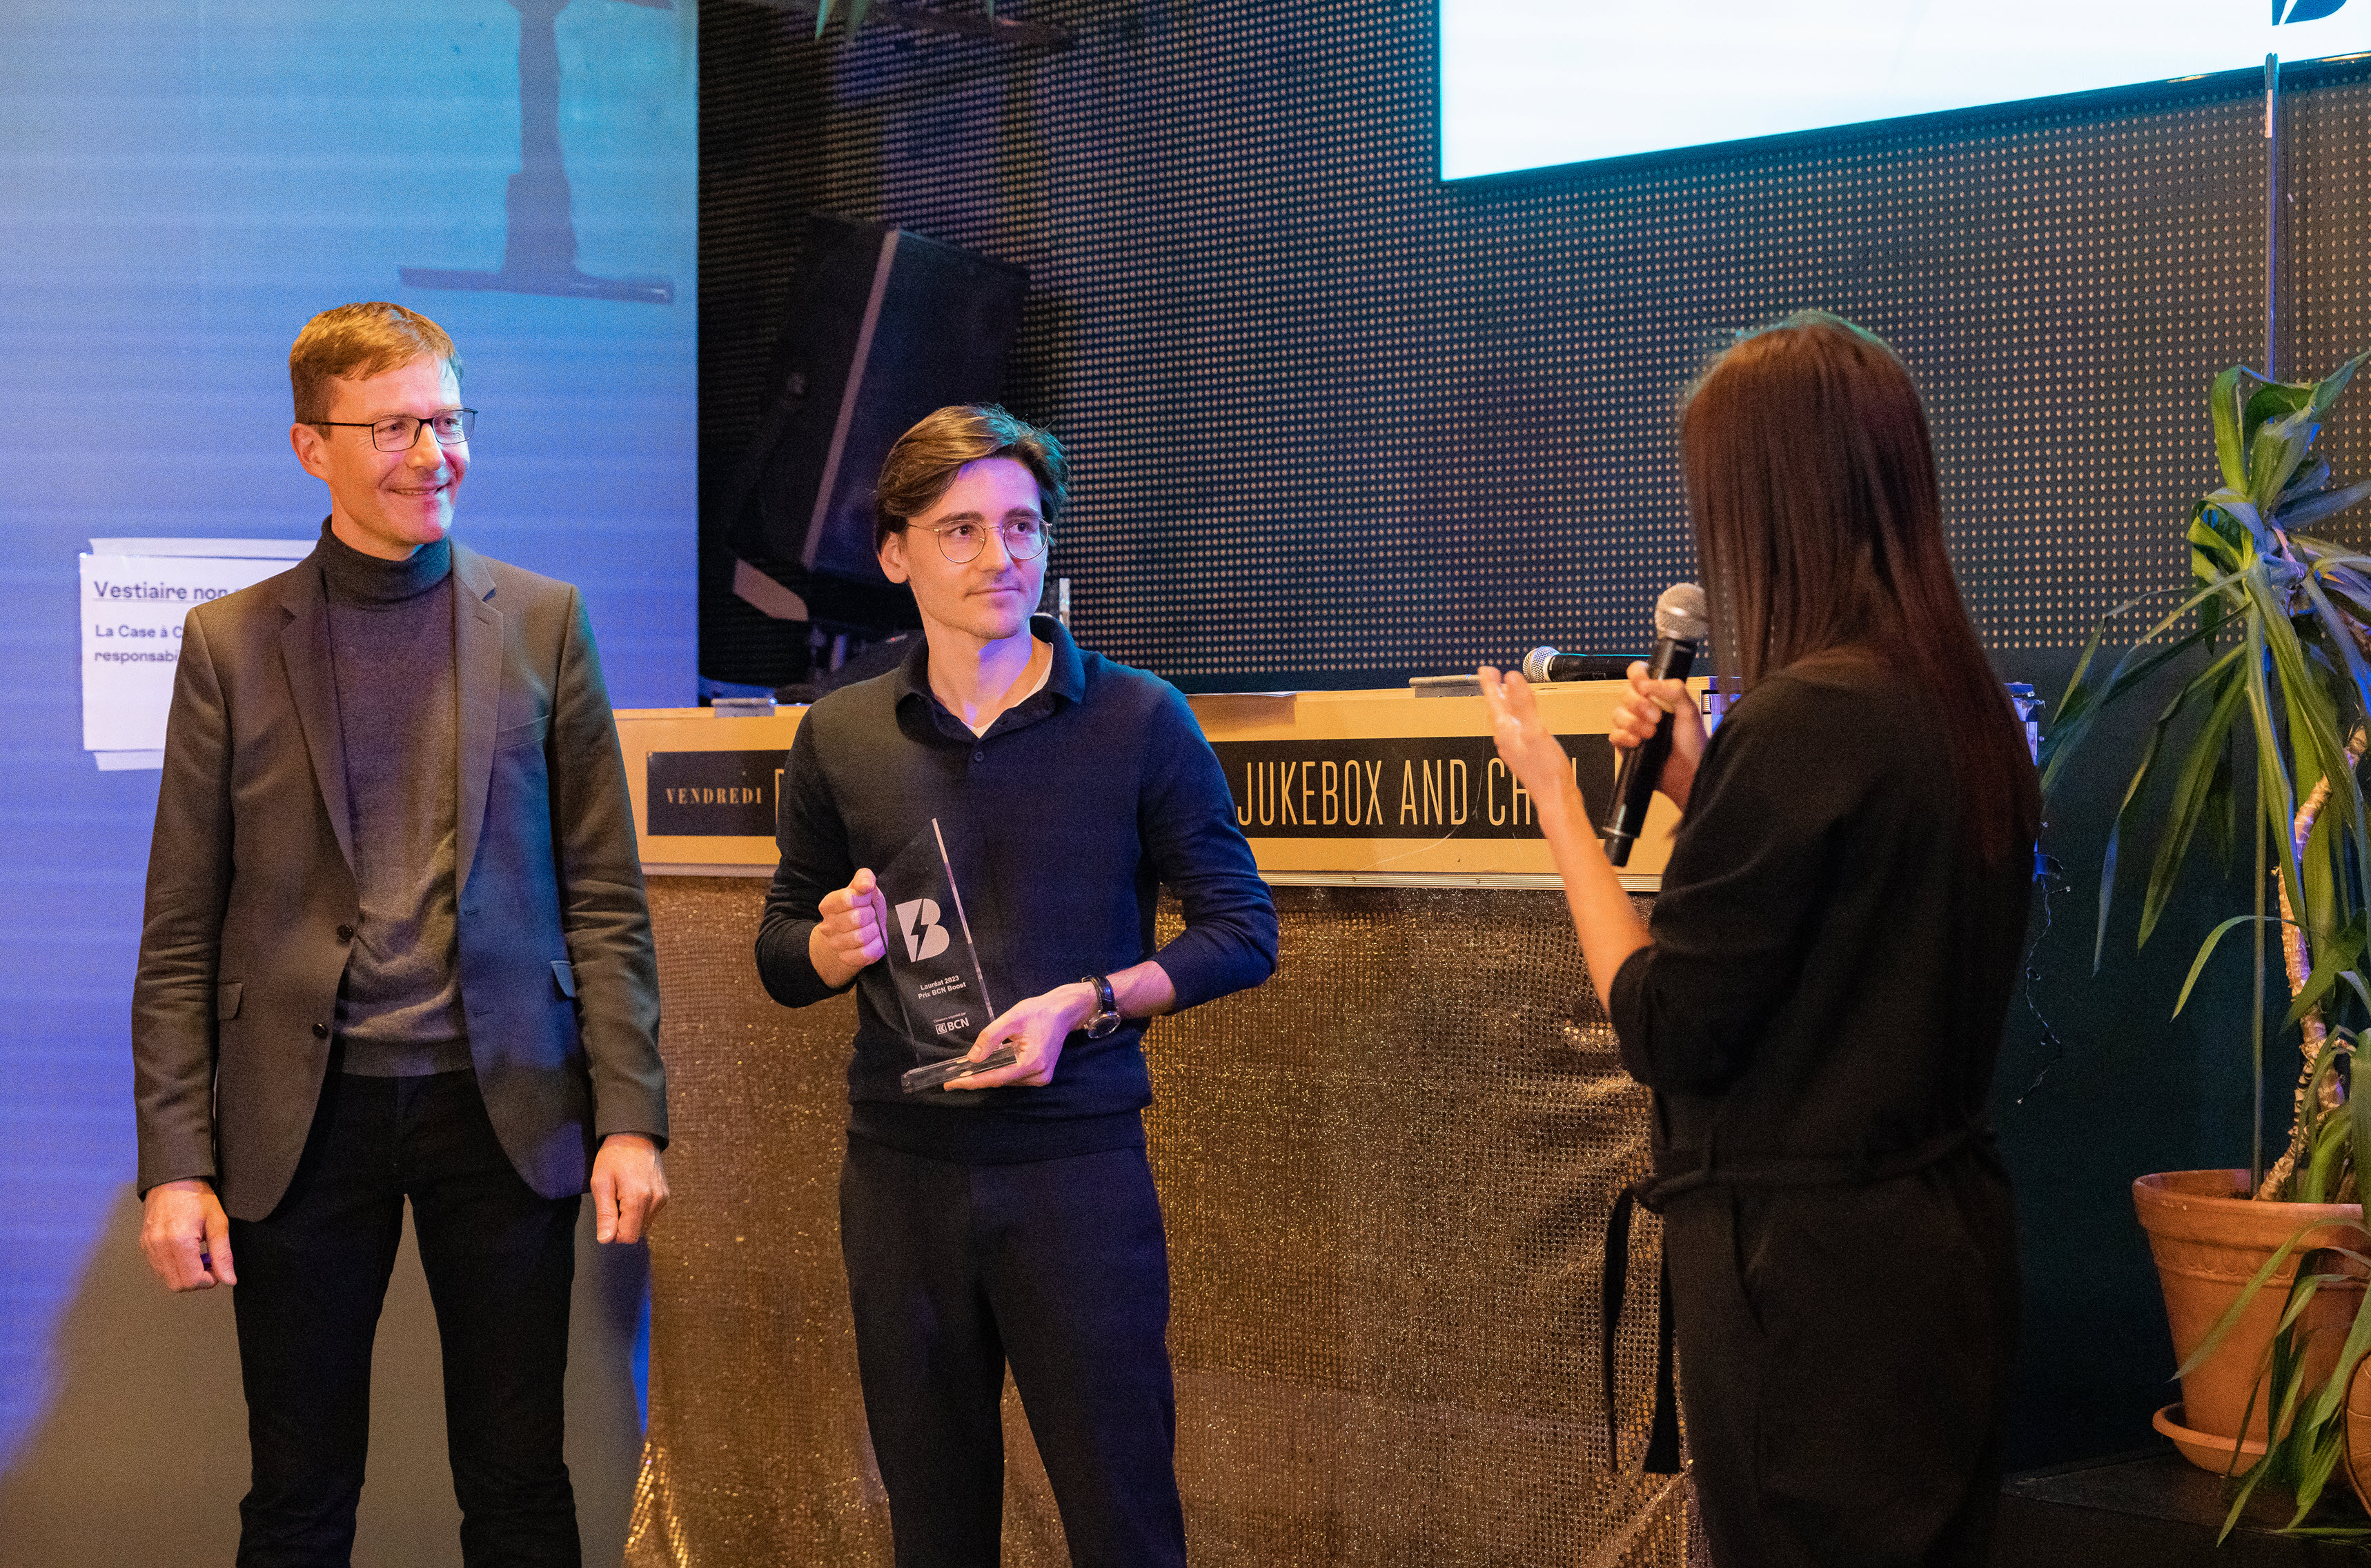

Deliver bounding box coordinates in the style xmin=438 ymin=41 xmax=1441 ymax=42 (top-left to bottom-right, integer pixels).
xmin=882 ymin=820 xmax=1019 ymax=1092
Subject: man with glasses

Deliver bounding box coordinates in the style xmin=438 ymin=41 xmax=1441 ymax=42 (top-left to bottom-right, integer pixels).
xmin=756 ymin=404 xmax=1277 ymax=1566
xmin=132 ymin=301 xmax=668 ymax=1565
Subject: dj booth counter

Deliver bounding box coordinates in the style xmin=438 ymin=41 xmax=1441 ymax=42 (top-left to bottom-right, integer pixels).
xmin=614 ymin=682 xmax=1695 ymax=1567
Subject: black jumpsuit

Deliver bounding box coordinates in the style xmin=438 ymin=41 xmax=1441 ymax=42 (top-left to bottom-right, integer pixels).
xmin=1607 ymin=654 xmax=2031 ymax=1567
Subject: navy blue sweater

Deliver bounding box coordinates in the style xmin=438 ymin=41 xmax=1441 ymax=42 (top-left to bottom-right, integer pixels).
xmin=754 ymin=617 xmax=1279 ymax=1163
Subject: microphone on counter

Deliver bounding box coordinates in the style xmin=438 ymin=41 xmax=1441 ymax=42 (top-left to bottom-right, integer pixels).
xmin=1601 ymin=582 xmax=1710 ymax=867
xmin=1520 ymin=647 xmax=1634 ymax=684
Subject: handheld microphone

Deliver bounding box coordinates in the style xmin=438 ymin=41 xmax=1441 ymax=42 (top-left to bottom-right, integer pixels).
xmin=1520 ymin=648 xmax=1634 ymax=684
xmin=1601 ymin=583 xmax=1709 ymax=867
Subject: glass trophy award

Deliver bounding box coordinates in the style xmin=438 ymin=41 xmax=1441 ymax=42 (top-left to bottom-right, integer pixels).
xmin=880 ymin=819 xmax=1019 ymax=1093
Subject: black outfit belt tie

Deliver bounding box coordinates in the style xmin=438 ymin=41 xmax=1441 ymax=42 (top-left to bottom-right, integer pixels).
xmin=1599 ymin=1122 xmax=1993 ymax=1474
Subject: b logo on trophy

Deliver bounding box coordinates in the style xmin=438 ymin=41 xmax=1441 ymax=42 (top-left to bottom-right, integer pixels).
xmin=895 ymin=898 xmax=952 ymax=963
xmin=883 ymin=820 xmax=1019 ymax=1092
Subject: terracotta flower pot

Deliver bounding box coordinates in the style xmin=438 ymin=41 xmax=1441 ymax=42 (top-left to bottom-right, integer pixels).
xmin=2132 ymin=1169 xmax=2368 ymax=1471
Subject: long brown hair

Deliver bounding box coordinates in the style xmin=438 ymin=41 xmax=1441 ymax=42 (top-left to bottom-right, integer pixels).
xmin=1680 ymin=312 xmax=2037 ymax=866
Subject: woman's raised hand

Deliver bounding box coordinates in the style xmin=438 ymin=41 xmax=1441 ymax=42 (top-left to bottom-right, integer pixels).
xmin=1608 ymin=660 xmax=1706 ymax=813
xmin=1477 ymin=666 xmax=1584 ymax=828
xmin=1478 ymin=664 xmax=1656 ymax=1002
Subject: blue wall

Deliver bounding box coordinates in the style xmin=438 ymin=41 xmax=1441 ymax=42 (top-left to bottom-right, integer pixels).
xmin=0 ymin=0 xmax=696 ymax=1469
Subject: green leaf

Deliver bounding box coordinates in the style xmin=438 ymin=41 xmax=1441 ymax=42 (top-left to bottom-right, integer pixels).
xmin=2288 ymin=1415 xmax=2353 ymax=1525
xmin=2281 ymin=459 xmax=2333 ymax=503
xmin=2215 ymin=364 xmax=2271 ymax=490
xmin=2044 ymin=617 xmax=2212 ymax=791
xmin=2308 ymin=350 xmax=2370 ymax=419
xmin=2279 ymin=477 xmax=2371 ymax=533
xmin=2282 ymin=913 xmax=2367 ymax=1031
xmin=2221 ymin=498 xmax=2270 ymax=548
xmin=2294 ymin=1243 xmax=2371 ymax=1272
xmin=2300 ymin=795 xmax=2340 ymax=960
xmin=2204 ymin=726 xmax=2240 ymax=870
xmin=2097 ymin=659 xmax=2210 ymax=963
xmin=2301 ymin=1258 xmax=2371 ymax=1435
xmin=2245 ymin=378 xmax=2316 ymax=440
xmin=2248 ymin=591 xmax=2334 ymax=924
xmin=814 ymin=0 xmax=836 ymax=36
xmin=2223 ymin=1436 xmax=2274 ymax=1540
xmin=2105 ymin=647 xmax=2245 ymax=961
xmin=2043 ymin=571 xmax=2244 ymax=795
xmin=2196 ymin=497 xmax=2252 ymax=562
xmin=2349 ymin=1053 xmax=2371 ymax=1232
xmin=2312 ymin=578 xmax=2371 ymax=648
xmin=2300 ymin=570 xmax=2371 ymax=736
xmin=2249 ymin=410 xmax=2321 ymax=510
xmin=2294 ymin=542 xmax=2371 ymax=570
xmin=2175 ymin=913 xmax=2288 ymax=1018
xmin=2274 ymin=1268 xmax=2331 ymax=1336
xmin=2287 ymin=577 xmax=2371 ymax=951
xmin=2303 ymin=1082 xmax=2348 ymax=1202
xmin=2137 ymin=651 xmax=2250 ymax=949
xmin=2236 ymin=605 xmax=2311 ymax=951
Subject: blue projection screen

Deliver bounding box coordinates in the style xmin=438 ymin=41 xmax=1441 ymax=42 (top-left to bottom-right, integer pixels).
xmin=0 ymin=0 xmax=695 ymax=1507
xmin=1440 ymin=0 xmax=2371 ymax=179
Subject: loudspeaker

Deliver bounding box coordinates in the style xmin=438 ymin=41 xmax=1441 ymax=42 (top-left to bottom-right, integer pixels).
xmin=724 ymin=215 xmax=1029 ymax=585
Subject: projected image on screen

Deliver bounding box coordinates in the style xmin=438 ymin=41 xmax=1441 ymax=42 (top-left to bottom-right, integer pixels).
xmin=1441 ymin=0 xmax=2371 ymax=179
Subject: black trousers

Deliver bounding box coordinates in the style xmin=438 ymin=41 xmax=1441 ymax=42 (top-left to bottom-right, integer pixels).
xmin=840 ymin=1135 xmax=1186 ymax=1568
xmin=228 ymin=1067 xmax=582 ymax=1568
xmin=1663 ymin=1151 xmax=2019 ymax=1568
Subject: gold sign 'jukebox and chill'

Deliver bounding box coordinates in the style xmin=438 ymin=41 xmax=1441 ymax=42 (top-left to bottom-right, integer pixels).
xmin=613 ymin=680 xmax=1689 ymax=889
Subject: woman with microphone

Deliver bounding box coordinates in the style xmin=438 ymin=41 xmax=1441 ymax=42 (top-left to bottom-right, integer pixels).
xmin=1479 ymin=312 xmax=2038 ymax=1567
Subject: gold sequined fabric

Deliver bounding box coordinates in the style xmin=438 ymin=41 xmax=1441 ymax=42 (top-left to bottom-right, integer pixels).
xmin=627 ymin=879 xmax=1687 ymax=1567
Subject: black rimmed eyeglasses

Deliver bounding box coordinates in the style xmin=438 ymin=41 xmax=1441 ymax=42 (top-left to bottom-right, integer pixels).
xmin=313 ymin=408 xmax=476 ymax=452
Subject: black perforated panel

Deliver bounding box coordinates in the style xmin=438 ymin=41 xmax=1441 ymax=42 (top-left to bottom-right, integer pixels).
xmin=702 ymin=1 xmax=2371 ymax=686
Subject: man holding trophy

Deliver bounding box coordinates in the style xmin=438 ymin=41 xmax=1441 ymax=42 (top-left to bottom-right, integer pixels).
xmin=755 ymin=405 xmax=1278 ymax=1566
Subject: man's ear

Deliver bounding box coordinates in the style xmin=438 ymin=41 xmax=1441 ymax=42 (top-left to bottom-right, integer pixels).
xmin=290 ymin=422 xmax=331 ymax=482
xmin=878 ymin=530 xmax=910 ymax=585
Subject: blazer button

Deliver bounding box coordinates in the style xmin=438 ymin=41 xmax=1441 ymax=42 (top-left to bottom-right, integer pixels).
xmin=312 ymin=1023 xmax=329 ymax=1039
xmin=973 ymin=748 xmax=985 ymax=763
xmin=336 ymin=924 xmax=355 ymax=942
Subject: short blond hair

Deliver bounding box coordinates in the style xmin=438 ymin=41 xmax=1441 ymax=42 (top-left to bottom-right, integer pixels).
xmin=289 ymin=303 xmax=462 ymax=424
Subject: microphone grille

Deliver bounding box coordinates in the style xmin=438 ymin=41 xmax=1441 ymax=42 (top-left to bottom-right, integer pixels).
xmin=1519 ymin=646 xmax=1557 ymax=683
xmin=1654 ymin=582 xmax=1709 ymax=643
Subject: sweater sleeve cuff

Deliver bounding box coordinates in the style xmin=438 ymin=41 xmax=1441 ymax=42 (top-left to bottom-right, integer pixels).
xmin=1149 ymin=926 xmax=1264 ymax=1013
xmin=755 ymin=917 xmax=853 ymax=1006
xmin=1151 ymin=939 xmax=1222 ymax=1012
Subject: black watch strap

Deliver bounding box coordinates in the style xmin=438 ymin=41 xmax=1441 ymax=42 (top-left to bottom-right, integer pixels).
xmin=1081 ymin=973 xmax=1122 ymax=1039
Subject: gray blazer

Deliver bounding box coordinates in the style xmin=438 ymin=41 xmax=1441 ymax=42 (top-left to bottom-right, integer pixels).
xmin=131 ymin=543 xmax=667 ymax=1220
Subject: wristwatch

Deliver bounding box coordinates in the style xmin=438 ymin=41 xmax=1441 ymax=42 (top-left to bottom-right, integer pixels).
xmin=1080 ymin=974 xmax=1123 ymax=1039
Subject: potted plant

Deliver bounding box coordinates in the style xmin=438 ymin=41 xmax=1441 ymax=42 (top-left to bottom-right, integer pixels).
xmin=2045 ymin=350 xmax=2371 ymax=1535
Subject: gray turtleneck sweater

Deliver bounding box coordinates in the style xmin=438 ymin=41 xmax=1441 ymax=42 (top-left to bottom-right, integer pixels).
xmin=317 ymin=524 xmax=470 ymax=1075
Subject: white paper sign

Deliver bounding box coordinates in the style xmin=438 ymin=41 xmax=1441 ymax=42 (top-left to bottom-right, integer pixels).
xmin=81 ymin=545 xmax=308 ymax=760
